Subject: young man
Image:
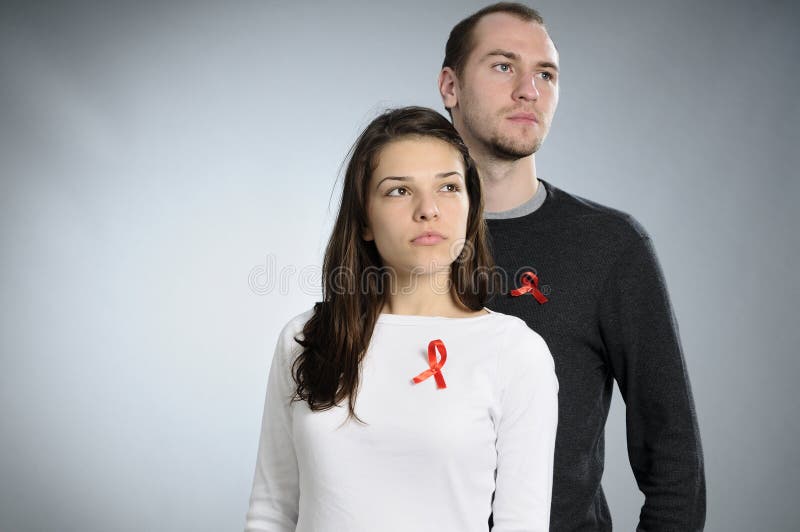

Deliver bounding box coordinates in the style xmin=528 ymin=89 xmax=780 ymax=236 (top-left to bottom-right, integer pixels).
xmin=438 ymin=3 xmax=705 ymax=531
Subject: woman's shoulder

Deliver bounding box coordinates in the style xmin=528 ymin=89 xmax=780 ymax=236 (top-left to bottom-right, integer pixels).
xmin=273 ymin=307 xmax=316 ymax=361
xmin=484 ymin=310 xmax=555 ymax=373
xmin=485 ymin=310 xmax=546 ymax=342
xmin=278 ymin=307 xmax=316 ymax=338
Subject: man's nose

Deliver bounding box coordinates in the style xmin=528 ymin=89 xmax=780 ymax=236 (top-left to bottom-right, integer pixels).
xmin=414 ymin=194 xmax=440 ymax=222
xmin=511 ymin=72 xmax=540 ymax=102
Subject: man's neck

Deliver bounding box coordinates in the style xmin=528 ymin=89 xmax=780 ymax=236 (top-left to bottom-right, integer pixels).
xmin=473 ymin=153 xmax=539 ymax=213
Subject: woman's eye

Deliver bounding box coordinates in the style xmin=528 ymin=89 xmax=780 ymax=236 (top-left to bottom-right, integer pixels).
xmin=386 ymin=187 xmax=409 ymax=197
xmin=440 ymin=183 xmax=460 ymax=193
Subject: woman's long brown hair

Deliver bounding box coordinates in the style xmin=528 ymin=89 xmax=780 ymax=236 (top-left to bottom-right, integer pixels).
xmin=292 ymin=106 xmax=495 ymax=420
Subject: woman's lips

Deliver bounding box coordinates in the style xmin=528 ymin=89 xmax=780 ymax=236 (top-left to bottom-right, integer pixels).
xmin=412 ymin=232 xmax=445 ymax=245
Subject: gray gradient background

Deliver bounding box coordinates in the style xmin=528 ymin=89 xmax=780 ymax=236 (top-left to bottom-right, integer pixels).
xmin=1 ymin=1 xmax=797 ymax=531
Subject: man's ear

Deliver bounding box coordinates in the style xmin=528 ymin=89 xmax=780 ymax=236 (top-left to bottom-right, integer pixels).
xmin=362 ymin=226 xmax=374 ymax=241
xmin=438 ymin=67 xmax=459 ymax=110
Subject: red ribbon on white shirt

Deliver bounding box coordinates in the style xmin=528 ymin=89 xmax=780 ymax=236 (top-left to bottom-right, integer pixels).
xmin=510 ymin=271 xmax=549 ymax=304
xmin=412 ymin=339 xmax=447 ymax=389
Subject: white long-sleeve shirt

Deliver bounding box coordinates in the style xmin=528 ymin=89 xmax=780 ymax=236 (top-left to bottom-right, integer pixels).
xmin=245 ymin=309 xmax=558 ymax=532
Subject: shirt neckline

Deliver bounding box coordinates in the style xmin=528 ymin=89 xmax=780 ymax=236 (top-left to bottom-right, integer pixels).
xmin=376 ymin=308 xmax=494 ymax=325
xmin=484 ymin=178 xmax=548 ymax=220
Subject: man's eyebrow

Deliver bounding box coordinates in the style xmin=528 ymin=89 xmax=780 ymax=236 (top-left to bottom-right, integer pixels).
xmin=483 ymin=49 xmax=559 ymax=72
xmin=538 ymin=61 xmax=559 ymax=72
xmin=484 ymin=49 xmax=519 ymax=61
xmin=375 ymin=171 xmax=463 ymax=190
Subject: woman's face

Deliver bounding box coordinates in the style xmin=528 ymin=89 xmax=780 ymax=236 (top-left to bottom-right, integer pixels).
xmin=363 ymin=136 xmax=469 ymax=278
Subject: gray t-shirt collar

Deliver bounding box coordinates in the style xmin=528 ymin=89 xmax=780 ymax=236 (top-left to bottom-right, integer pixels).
xmin=484 ymin=179 xmax=547 ymax=220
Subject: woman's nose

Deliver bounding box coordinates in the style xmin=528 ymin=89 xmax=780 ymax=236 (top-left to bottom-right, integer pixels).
xmin=414 ymin=194 xmax=440 ymax=222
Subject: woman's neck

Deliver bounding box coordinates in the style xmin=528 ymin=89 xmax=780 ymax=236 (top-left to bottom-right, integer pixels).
xmin=382 ymin=270 xmax=485 ymax=318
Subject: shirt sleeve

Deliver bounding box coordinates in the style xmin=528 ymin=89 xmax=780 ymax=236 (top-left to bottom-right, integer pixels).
xmin=598 ymin=233 xmax=706 ymax=531
xmin=491 ymin=322 xmax=559 ymax=532
xmin=244 ymin=321 xmax=301 ymax=532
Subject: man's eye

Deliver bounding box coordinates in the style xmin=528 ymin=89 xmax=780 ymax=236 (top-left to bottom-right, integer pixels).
xmin=539 ymin=71 xmax=554 ymax=81
xmin=386 ymin=187 xmax=409 ymax=197
xmin=494 ymin=63 xmax=512 ymax=73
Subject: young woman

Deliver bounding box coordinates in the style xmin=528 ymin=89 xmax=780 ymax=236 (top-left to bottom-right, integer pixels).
xmin=245 ymin=107 xmax=558 ymax=532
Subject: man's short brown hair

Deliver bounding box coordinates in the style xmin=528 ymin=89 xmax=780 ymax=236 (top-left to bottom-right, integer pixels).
xmin=442 ymin=2 xmax=545 ymax=77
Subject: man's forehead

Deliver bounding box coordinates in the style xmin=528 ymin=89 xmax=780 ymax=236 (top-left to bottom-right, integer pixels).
xmin=470 ymin=12 xmax=558 ymax=63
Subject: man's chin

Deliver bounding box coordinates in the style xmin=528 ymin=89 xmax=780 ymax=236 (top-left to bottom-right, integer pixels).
xmin=490 ymin=138 xmax=542 ymax=160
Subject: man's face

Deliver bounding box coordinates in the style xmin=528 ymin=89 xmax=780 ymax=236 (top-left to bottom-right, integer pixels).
xmin=441 ymin=13 xmax=560 ymax=160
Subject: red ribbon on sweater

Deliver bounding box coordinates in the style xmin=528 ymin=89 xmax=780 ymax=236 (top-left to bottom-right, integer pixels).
xmin=510 ymin=271 xmax=549 ymax=304
xmin=412 ymin=339 xmax=448 ymax=389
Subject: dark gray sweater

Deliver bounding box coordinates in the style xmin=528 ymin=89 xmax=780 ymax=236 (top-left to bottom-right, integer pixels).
xmin=486 ymin=180 xmax=705 ymax=531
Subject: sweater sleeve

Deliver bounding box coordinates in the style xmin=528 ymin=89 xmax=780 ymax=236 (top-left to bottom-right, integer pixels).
xmin=598 ymin=233 xmax=706 ymax=531
xmin=244 ymin=321 xmax=301 ymax=532
xmin=492 ymin=322 xmax=559 ymax=532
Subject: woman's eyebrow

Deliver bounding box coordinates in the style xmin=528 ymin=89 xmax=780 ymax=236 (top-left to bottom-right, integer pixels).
xmin=375 ymin=176 xmax=409 ymax=190
xmin=375 ymin=171 xmax=463 ymax=190
xmin=436 ymin=171 xmax=463 ymax=179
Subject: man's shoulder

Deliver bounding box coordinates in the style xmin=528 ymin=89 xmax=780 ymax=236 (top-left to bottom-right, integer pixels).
xmin=541 ymin=180 xmax=650 ymax=243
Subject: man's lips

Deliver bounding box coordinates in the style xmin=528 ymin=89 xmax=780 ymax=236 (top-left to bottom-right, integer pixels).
xmin=411 ymin=232 xmax=446 ymax=245
xmin=507 ymin=112 xmax=539 ymax=124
